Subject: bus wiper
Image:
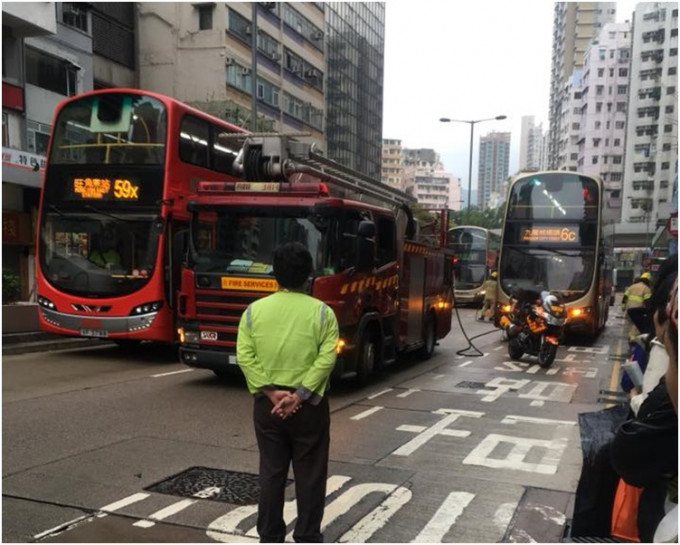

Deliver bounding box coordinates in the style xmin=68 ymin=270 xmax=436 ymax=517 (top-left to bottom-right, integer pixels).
xmin=533 ymin=245 xmax=573 ymax=257
xmin=48 ymin=204 xmax=66 ymax=217
xmin=84 ymin=204 xmax=126 ymax=222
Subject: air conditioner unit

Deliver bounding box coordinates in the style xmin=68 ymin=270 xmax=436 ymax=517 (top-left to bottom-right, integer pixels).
xmin=245 ymin=25 xmax=252 ymax=35
xmin=270 ymin=52 xmax=281 ymax=61
xmin=225 ymin=58 xmax=235 ymax=66
xmin=241 ymin=67 xmax=252 ymax=75
xmin=312 ymin=31 xmax=323 ymax=40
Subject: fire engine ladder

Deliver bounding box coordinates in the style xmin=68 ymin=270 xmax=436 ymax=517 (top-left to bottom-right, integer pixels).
xmin=231 ymin=134 xmax=415 ymax=208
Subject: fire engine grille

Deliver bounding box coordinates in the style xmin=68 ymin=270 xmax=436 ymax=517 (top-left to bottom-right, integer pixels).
xmin=145 ymin=466 xmax=293 ymax=505
xmin=195 ymin=290 xmax=261 ymax=346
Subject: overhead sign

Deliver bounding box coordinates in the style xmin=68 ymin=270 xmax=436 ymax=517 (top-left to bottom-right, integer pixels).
xmin=521 ymin=227 xmax=577 ymax=243
xmin=72 ymin=177 xmax=140 ymax=200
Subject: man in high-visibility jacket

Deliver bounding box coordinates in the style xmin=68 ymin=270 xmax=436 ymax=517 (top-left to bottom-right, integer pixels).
xmin=623 ymin=271 xmax=652 ymax=341
xmin=236 ymin=241 xmax=339 ymax=543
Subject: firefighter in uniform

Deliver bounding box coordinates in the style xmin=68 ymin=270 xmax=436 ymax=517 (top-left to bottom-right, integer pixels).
xmin=622 ymin=271 xmax=652 ymax=342
xmin=479 ymin=270 xmax=498 ymax=321
xmin=236 ymin=242 xmax=339 ymax=543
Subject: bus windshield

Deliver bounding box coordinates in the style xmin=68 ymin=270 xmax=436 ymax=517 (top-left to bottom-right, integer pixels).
xmin=39 ymin=210 xmax=160 ymax=298
xmin=190 ymin=207 xmax=331 ymax=275
xmin=49 ymin=93 xmax=166 ymax=165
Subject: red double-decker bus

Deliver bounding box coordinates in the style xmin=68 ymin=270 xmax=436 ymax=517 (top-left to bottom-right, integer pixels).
xmin=35 ymin=89 xmax=246 ymax=346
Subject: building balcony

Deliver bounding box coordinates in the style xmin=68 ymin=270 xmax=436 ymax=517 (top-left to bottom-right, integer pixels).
xmin=2 ymin=3 xmax=56 ymax=36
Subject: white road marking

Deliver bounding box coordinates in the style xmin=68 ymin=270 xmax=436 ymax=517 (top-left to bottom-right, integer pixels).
xmin=458 ymin=360 xmax=473 ymax=367
xmin=494 ymin=346 xmax=504 ymax=351
xmin=100 ymin=492 xmax=151 ymax=512
xmin=393 ymin=409 xmax=483 ymax=456
xmin=336 ymin=484 xmax=412 ymax=543
xmin=133 ymin=498 xmax=197 ymax=528
xmin=33 ymin=493 xmax=150 ymax=540
xmin=517 ymin=381 xmax=577 ymax=404
xmin=368 ymin=388 xmax=393 ymax=400
xmin=397 ymin=388 xmax=420 ymax=398
xmin=530 ymin=400 xmax=545 ymax=407
xmin=463 ymin=433 xmax=567 ymax=474
xmin=479 ymin=378 xmax=531 ymax=402
xmin=351 ymin=406 xmax=384 ymax=420
xmin=151 ymin=369 xmax=194 ymax=378
xmin=412 ymin=491 xmax=475 ymax=542
xmin=501 ymin=415 xmax=575 ymax=427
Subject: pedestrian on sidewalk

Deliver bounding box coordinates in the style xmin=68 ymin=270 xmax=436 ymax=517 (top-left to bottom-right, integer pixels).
xmin=236 ymin=241 xmax=339 ymax=543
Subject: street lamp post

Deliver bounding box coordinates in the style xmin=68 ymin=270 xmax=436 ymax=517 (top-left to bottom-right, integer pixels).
xmin=439 ymin=115 xmax=507 ymax=218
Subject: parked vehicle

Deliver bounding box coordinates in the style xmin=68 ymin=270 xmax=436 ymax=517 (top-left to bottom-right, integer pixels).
xmin=176 ymin=135 xmax=454 ymax=384
xmin=499 ymin=287 xmax=567 ymax=368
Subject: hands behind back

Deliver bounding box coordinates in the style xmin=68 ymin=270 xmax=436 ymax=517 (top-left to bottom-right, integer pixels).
xmin=264 ymin=389 xmax=302 ymax=420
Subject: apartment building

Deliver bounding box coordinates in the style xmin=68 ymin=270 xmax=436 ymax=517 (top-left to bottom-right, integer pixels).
xmin=578 ymin=21 xmax=632 ymax=222
xmin=519 ymin=115 xmax=548 ymax=172
xmin=137 ymin=3 xmax=325 ymax=142
xmin=402 ymin=148 xmax=460 ymax=210
xmin=622 ymin=3 xmax=678 ymax=235
xmin=477 ymin=131 xmax=510 ymax=210
xmin=548 ymin=2 xmax=617 ymax=168
xmin=137 ymin=2 xmax=385 ymax=178
xmin=381 ymin=138 xmax=404 ymax=191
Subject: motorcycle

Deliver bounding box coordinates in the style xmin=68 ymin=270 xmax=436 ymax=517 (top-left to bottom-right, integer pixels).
xmin=498 ymin=288 xmax=566 ymax=368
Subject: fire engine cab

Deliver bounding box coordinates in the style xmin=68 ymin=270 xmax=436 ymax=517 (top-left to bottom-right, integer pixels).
xmin=176 ymin=135 xmax=453 ymax=384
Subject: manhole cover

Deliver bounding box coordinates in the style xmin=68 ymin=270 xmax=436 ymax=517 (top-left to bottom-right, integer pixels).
xmin=145 ymin=466 xmax=292 ymax=505
xmin=456 ymin=381 xmax=490 ymax=389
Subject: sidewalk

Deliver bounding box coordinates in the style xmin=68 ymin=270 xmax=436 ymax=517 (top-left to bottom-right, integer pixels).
xmin=2 ymin=331 xmax=113 ymax=356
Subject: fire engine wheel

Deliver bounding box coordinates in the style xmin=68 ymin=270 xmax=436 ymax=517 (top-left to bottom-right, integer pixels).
xmin=356 ymin=333 xmax=377 ymax=386
xmin=537 ymin=337 xmax=557 ymax=368
xmin=508 ymin=338 xmax=524 ymax=360
xmin=418 ymin=315 xmax=436 ymax=360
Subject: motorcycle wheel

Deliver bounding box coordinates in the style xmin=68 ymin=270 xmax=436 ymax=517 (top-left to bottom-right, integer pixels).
xmin=508 ymin=337 xmax=524 ymax=360
xmin=537 ymin=336 xmax=558 ymax=368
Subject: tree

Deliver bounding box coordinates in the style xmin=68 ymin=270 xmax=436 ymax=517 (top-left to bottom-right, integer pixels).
xmin=448 ymin=203 xmax=505 ymax=230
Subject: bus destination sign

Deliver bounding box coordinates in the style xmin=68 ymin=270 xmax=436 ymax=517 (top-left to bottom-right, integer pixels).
xmin=72 ymin=177 xmax=140 ymax=200
xmin=521 ymin=226 xmax=577 ymax=243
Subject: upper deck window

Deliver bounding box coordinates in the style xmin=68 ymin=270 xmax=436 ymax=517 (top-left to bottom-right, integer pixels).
xmin=50 ymin=93 xmax=167 ymax=165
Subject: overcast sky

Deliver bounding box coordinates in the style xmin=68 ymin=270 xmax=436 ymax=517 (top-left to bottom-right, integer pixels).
xmin=382 ymin=1 xmax=638 ymax=193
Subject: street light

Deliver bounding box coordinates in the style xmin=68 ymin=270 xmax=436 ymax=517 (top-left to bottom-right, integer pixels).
xmin=439 ymin=115 xmax=507 ymax=217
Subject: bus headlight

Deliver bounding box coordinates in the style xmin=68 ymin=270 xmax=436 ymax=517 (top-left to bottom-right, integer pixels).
xmin=568 ymin=307 xmax=592 ymax=319
xmin=130 ymin=301 xmax=163 ymax=315
xmin=38 ymin=296 xmax=57 ymax=310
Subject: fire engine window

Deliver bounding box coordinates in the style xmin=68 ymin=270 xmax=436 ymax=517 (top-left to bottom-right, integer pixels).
xmin=376 ymin=215 xmax=396 ymax=266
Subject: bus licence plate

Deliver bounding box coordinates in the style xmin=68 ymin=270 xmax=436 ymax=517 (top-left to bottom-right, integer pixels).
xmin=80 ymin=329 xmax=108 ymax=338
xmin=201 ymin=331 xmax=218 ymax=341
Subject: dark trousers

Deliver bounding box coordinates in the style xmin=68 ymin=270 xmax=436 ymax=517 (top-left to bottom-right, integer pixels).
xmin=253 ymin=395 xmax=330 ymax=543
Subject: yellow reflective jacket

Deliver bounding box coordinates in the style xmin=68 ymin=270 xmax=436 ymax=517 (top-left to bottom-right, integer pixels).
xmin=623 ymin=281 xmax=651 ymax=310
xmin=236 ymin=290 xmax=339 ymax=399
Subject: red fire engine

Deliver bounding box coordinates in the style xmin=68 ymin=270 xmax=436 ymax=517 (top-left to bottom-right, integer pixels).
xmin=176 ymin=135 xmax=453 ymax=384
